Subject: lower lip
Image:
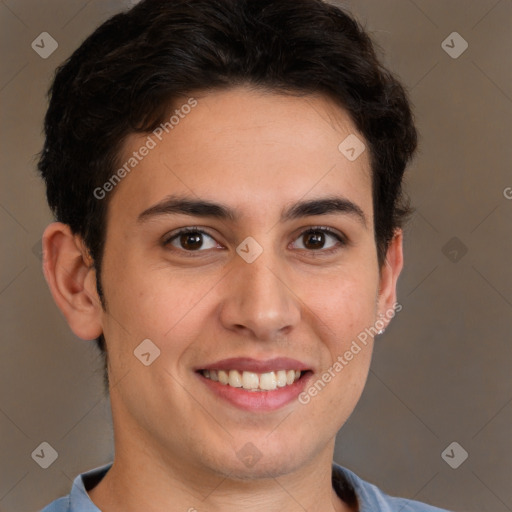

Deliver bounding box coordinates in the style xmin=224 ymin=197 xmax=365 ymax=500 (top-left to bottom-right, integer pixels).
xmin=197 ymin=372 xmax=312 ymax=412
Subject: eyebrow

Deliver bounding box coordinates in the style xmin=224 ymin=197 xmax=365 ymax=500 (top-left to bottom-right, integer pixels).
xmin=137 ymin=194 xmax=367 ymax=227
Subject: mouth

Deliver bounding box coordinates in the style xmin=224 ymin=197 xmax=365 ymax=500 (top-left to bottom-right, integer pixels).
xmin=200 ymin=368 xmax=306 ymax=391
xmin=195 ymin=357 xmax=313 ymax=411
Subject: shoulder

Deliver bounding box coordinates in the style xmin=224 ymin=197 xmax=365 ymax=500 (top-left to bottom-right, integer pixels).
xmin=332 ymin=463 xmax=453 ymax=512
xmin=38 ymin=463 xmax=111 ymax=512
xmin=39 ymin=496 xmax=70 ymax=512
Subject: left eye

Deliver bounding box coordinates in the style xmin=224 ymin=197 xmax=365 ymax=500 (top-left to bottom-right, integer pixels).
xmin=291 ymin=227 xmax=344 ymax=252
xmin=164 ymin=229 xmax=218 ymax=251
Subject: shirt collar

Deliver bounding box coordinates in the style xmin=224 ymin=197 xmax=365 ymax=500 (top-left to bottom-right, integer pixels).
xmin=69 ymin=463 xmax=112 ymax=511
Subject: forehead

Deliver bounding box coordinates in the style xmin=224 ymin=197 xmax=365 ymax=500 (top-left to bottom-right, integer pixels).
xmin=108 ymin=86 xmax=373 ymax=227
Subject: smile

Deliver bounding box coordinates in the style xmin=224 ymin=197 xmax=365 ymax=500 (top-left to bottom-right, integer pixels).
xmin=201 ymin=369 xmax=302 ymax=391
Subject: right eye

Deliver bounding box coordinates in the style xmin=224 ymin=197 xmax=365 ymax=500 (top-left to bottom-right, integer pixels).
xmin=163 ymin=228 xmax=220 ymax=253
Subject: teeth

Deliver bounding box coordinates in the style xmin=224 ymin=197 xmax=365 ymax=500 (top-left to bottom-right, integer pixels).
xmin=218 ymin=370 xmax=229 ymax=385
xmin=203 ymin=369 xmax=303 ymax=391
xmin=276 ymin=370 xmax=287 ymax=387
xmin=228 ymin=370 xmax=243 ymax=388
xmin=242 ymin=371 xmax=259 ymax=390
xmin=260 ymin=371 xmax=277 ymax=391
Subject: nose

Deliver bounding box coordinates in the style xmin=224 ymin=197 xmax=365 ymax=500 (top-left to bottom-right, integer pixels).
xmin=219 ymin=249 xmax=301 ymax=341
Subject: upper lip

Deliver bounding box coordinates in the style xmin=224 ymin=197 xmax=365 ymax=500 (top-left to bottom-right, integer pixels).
xmin=197 ymin=357 xmax=311 ymax=373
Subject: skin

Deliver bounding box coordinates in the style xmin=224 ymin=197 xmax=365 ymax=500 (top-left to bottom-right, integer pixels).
xmin=42 ymin=86 xmax=403 ymax=512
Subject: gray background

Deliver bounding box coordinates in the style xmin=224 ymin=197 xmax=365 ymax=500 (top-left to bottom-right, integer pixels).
xmin=0 ymin=1 xmax=511 ymax=511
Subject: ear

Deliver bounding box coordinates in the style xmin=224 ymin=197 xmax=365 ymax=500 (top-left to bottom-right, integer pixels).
xmin=376 ymin=229 xmax=404 ymax=329
xmin=42 ymin=222 xmax=103 ymax=340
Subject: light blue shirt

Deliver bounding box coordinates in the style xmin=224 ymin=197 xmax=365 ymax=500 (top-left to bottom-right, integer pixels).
xmin=40 ymin=462 xmax=452 ymax=511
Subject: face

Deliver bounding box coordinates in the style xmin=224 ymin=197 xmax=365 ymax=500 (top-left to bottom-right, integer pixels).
xmin=90 ymin=87 xmax=398 ymax=480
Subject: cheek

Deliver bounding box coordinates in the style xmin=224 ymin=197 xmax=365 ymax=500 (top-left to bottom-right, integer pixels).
xmin=302 ymin=262 xmax=379 ymax=333
xmin=102 ymin=262 xmax=219 ymax=361
xmin=304 ymin=284 xmax=375 ymax=424
xmin=298 ymin=263 xmax=378 ymax=399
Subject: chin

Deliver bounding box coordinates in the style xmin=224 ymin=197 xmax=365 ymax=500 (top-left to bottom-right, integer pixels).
xmin=218 ymin=456 xmax=304 ymax=481
xmin=200 ymin=439 xmax=310 ymax=482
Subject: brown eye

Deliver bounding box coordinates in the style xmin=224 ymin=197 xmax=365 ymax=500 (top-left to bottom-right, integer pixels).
xmin=179 ymin=232 xmax=203 ymax=250
xmin=303 ymin=231 xmax=326 ymax=250
xmin=164 ymin=229 xmax=218 ymax=252
xmin=292 ymin=227 xmax=345 ymax=252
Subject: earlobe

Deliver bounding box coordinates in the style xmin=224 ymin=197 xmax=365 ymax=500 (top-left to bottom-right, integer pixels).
xmin=42 ymin=222 xmax=104 ymax=341
xmin=376 ymin=229 xmax=404 ymax=328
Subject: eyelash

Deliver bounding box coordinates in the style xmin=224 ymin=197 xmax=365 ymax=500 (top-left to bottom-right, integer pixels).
xmin=162 ymin=225 xmax=347 ymax=257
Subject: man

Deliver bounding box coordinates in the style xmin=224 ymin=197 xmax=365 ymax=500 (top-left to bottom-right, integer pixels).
xmin=38 ymin=0 xmax=451 ymax=510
